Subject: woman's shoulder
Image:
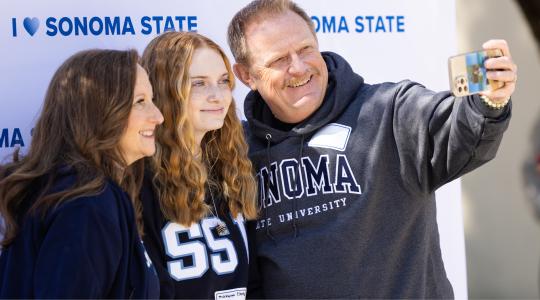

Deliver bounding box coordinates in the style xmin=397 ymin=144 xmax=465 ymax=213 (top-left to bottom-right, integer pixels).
xmin=46 ymin=170 xmax=132 ymax=226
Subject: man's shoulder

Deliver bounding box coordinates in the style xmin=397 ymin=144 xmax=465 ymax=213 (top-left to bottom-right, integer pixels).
xmin=359 ymin=80 xmax=428 ymax=98
xmin=371 ymin=79 xmax=423 ymax=90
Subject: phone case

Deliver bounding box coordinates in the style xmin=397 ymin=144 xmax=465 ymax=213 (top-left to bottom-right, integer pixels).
xmin=448 ymin=48 xmax=504 ymax=97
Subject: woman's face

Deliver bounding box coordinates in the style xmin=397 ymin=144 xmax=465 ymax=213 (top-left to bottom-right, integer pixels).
xmin=186 ymin=47 xmax=232 ymax=143
xmin=119 ymin=64 xmax=164 ymax=165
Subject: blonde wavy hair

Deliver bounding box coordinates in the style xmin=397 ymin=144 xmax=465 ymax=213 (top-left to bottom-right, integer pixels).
xmin=141 ymin=31 xmax=257 ymax=226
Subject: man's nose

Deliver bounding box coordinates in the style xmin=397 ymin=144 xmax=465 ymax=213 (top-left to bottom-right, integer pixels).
xmin=288 ymin=53 xmax=307 ymax=75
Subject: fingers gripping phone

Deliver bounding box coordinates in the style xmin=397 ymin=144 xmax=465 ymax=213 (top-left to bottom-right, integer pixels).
xmin=448 ymin=49 xmax=504 ymax=97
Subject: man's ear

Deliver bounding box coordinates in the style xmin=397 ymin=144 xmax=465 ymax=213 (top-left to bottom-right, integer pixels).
xmin=233 ymin=63 xmax=257 ymax=91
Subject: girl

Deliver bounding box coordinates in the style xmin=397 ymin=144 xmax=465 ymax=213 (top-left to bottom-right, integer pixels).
xmin=140 ymin=31 xmax=258 ymax=298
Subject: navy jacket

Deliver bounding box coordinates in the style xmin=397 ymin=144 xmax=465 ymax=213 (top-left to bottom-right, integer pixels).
xmin=0 ymin=168 xmax=159 ymax=298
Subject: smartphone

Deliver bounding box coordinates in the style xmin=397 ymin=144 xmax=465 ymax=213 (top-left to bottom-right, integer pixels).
xmin=448 ymin=49 xmax=504 ymax=97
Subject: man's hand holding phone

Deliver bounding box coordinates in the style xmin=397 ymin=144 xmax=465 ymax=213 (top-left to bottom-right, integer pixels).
xmin=449 ymin=39 xmax=517 ymax=106
xmin=481 ymin=39 xmax=517 ymax=104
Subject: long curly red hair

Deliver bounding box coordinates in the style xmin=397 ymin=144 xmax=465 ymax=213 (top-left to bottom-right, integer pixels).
xmin=141 ymin=31 xmax=257 ymax=225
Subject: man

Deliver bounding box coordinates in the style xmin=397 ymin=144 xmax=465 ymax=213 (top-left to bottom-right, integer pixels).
xmin=227 ymin=0 xmax=517 ymax=298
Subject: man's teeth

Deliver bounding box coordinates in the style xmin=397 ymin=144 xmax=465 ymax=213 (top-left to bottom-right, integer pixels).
xmin=140 ymin=130 xmax=154 ymax=137
xmin=289 ymin=77 xmax=310 ymax=88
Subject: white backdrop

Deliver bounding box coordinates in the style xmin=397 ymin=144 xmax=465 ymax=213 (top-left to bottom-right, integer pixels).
xmin=0 ymin=1 xmax=466 ymax=298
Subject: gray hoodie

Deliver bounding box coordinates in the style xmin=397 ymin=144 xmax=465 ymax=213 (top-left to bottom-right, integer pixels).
xmin=244 ymin=52 xmax=511 ymax=298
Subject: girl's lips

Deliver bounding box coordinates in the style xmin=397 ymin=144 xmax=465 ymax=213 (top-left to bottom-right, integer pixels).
xmin=201 ymin=108 xmax=224 ymax=114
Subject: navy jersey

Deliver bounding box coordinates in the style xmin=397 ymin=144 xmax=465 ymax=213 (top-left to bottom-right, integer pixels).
xmin=140 ymin=174 xmax=250 ymax=299
xmin=0 ymin=168 xmax=159 ymax=298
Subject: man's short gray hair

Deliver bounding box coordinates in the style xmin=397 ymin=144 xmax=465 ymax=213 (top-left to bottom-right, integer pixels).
xmin=227 ymin=0 xmax=316 ymax=66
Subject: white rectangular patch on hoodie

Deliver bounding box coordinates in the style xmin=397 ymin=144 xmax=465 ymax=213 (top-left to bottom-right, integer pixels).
xmin=308 ymin=123 xmax=351 ymax=151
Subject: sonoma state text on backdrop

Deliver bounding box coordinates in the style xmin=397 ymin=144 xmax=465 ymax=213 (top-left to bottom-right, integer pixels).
xmin=11 ymin=16 xmax=198 ymax=37
xmin=311 ymin=15 xmax=405 ymax=33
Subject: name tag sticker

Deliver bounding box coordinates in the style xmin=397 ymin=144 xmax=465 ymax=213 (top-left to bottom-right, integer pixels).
xmin=215 ymin=287 xmax=246 ymax=300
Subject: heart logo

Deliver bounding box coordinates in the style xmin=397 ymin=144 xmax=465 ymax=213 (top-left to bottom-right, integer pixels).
xmin=23 ymin=17 xmax=39 ymax=36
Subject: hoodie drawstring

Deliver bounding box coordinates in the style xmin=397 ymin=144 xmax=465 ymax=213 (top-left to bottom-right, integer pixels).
xmin=264 ymin=133 xmax=277 ymax=244
xmin=291 ymin=134 xmax=305 ymax=238
xmin=263 ymin=133 xmax=305 ymax=241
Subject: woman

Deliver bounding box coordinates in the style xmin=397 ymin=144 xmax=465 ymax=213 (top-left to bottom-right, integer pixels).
xmin=0 ymin=49 xmax=164 ymax=298
xmin=140 ymin=31 xmax=258 ymax=298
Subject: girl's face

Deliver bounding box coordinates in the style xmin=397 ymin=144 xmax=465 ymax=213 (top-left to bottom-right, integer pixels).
xmin=186 ymin=47 xmax=232 ymax=143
